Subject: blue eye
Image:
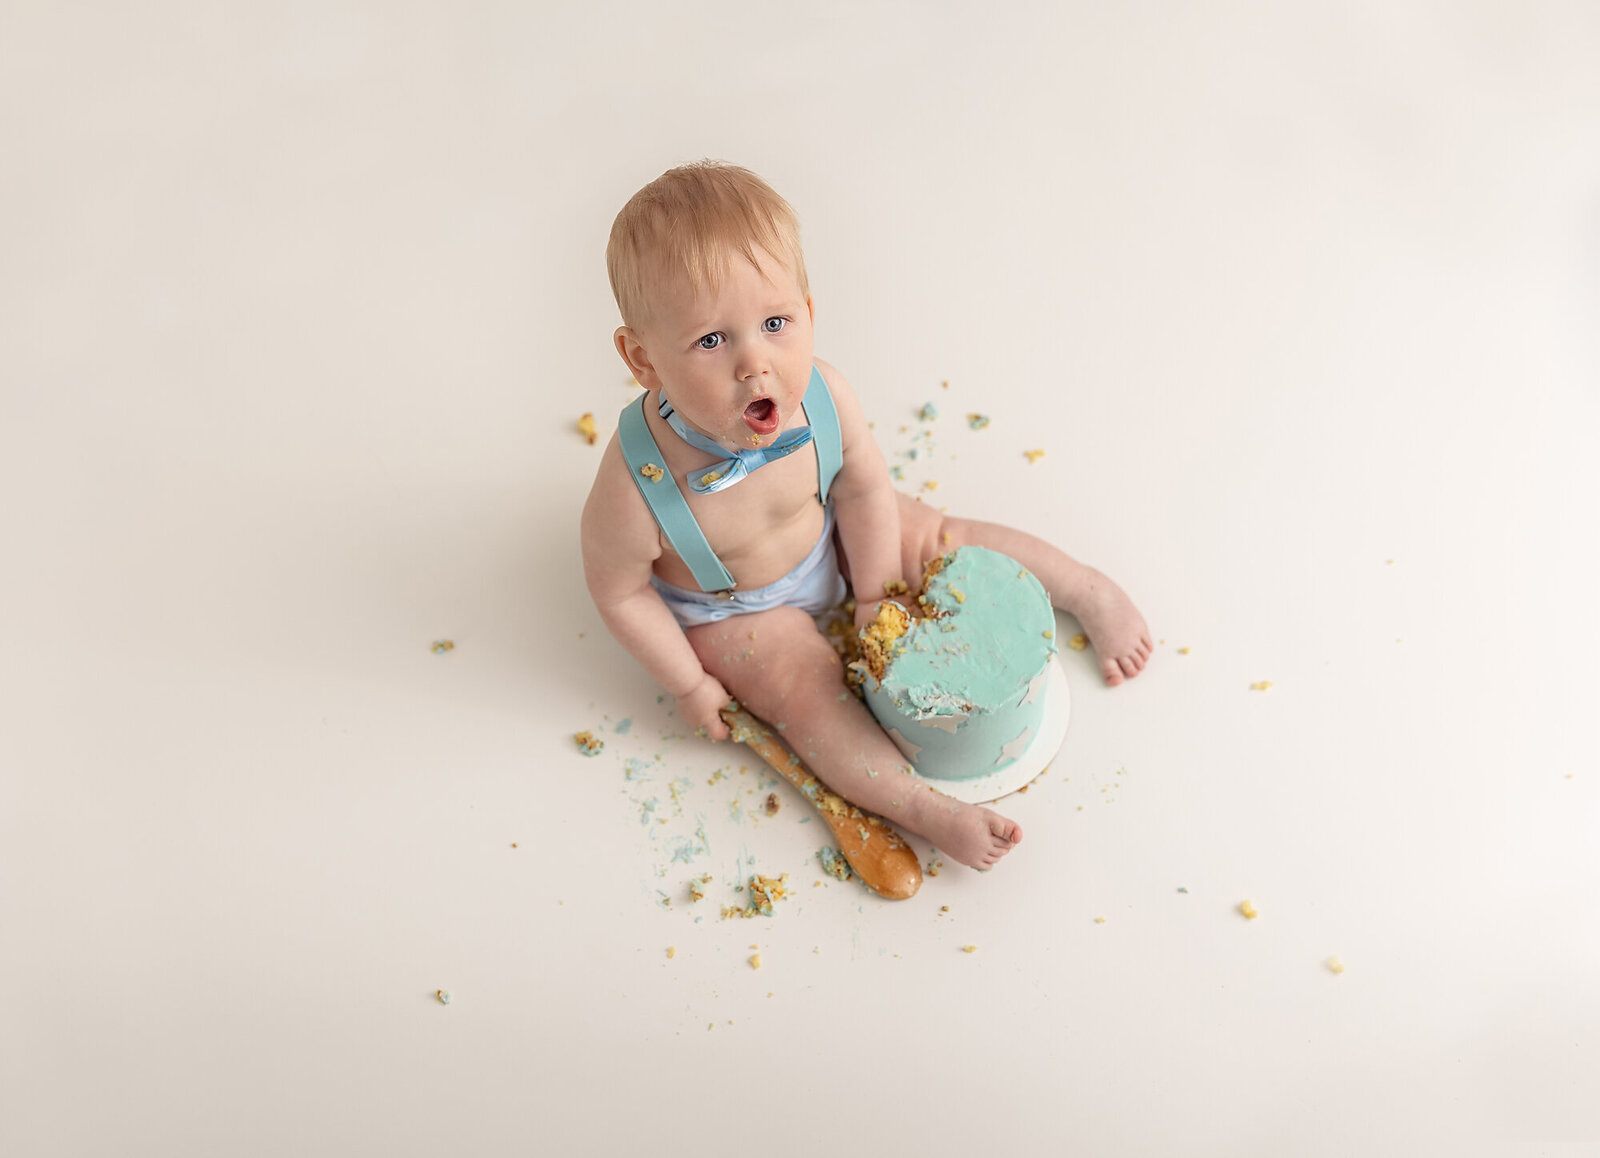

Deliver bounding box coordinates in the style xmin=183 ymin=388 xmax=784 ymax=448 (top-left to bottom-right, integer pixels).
xmin=697 ymin=333 xmax=723 ymax=350
xmin=764 ymin=317 xmax=787 ymax=333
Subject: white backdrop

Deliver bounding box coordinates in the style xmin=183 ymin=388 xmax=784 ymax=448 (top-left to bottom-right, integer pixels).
xmin=4 ymin=2 xmax=1598 ymax=1155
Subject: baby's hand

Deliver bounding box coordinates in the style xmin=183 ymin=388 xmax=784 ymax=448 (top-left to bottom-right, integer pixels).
xmin=678 ymin=672 xmax=733 ymax=742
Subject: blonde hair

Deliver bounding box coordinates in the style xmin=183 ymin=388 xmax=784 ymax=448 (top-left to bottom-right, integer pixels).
xmin=606 ymin=160 xmax=809 ymax=331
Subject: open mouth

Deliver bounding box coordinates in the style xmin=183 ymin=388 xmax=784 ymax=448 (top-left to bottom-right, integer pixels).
xmin=743 ymin=397 xmax=779 ymax=435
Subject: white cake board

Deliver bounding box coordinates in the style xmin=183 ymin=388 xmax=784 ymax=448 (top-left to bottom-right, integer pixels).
xmin=912 ymin=654 xmax=1072 ymax=804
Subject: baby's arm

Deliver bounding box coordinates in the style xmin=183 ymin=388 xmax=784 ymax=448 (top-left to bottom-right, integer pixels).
xmin=815 ymin=359 xmax=904 ymax=628
xmin=580 ymin=435 xmax=732 ymax=741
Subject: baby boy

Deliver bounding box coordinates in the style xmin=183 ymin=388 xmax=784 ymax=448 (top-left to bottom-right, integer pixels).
xmin=581 ymin=161 xmax=1151 ymax=870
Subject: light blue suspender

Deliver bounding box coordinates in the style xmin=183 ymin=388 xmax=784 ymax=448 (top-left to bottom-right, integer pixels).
xmin=617 ymin=364 xmax=842 ymax=595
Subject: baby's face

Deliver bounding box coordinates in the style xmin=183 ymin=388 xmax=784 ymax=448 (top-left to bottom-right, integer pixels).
xmin=635 ymin=248 xmax=814 ymax=450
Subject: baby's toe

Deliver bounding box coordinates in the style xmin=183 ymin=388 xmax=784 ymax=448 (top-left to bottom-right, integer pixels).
xmin=1102 ymin=658 xmax=1125 ymax=685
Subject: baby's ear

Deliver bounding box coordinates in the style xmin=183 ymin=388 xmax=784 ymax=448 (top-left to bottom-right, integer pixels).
xmin=614 ymin=326 xmax=657 ymax=390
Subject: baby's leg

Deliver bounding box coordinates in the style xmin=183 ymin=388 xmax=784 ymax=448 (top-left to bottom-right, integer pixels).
xmin=686 ymin=606 xmax=1021 ymax=870
xmin=897 ymin=493 xmax=1153 ymax=686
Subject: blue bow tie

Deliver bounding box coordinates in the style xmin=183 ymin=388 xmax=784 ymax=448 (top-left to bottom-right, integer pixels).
xmin=658 ymin=394 xmax=813 ymax=495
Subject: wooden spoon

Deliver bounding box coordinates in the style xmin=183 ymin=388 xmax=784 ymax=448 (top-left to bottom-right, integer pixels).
xmin=720 ymin=702 xmax=921 ymax=900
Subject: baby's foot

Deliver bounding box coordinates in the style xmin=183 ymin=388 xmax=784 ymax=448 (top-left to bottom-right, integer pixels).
xmin=917 ymin=797 xmax=1022 ymax=871
xmin=1071 ymin=567 xmax=1153 ymax=687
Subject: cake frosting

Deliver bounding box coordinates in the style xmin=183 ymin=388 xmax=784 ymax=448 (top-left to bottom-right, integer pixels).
xmin=855 ymin=547 xmax=1057 ymax=781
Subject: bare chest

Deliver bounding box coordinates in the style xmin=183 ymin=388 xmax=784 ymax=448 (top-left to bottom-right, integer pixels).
xmin=643 ymin=407 xmax=826 ymax=591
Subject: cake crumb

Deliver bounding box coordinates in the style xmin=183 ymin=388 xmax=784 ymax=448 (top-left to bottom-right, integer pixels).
xmin=1327 ymin=956 xmax=1346 ymax=975
xmin=919 ymin=402 xmax=938 ymax=421
xmin=961 ymin=945 xmax=978 ymax=954
xmin=966 ymin=413 xmax=990 ymax=430
xmin=941 ymin=379 xmax=950 ymax=389
xmin=1239 ymin=900 xmax=1259 ymax=919
xmin=748 ymin=953 xmax=762 ymax=970
xmin=431 ymin=640 xmax=454 ymax=654
xmin=926 ymin=858 xmax=943 ymax=877
xmin=577 ymin=413 xmax=597 ymax=444
xmin=1094 ymin=917 xmax=1106 ymax=925
xmin=723 ymin=873 xmax=791 ymax=919
xmin=573 ymin=731 xmax=604 ymax=756
xmin=1250 ymin=681 xmax=1273 ymax=691
xmin=818 ymin=846 xmax=853 ymax=881
xmin=1023 ymin=449 xmax=1045 ymax=463
xmin=666 ymin=946 xmax=676 ymax=959
xmin=764 ymin=793 xmax=780 ymax=816
xmin=1043 ymin=630 xmax=1054 ymax=639
xmin=638 ymin=462 xmax=664 ymax=482
xmin=435 ymin=989 xmax=451 ymax=1005
xmin=1067 ymin=633 xmax=1088 ymax=651
xmin=1177 ymin=647 xmax=1191 ymax=655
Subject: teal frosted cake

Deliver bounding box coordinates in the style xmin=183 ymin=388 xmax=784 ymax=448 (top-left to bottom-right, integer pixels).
xmin=855 ymin=547 xmax=1058 ymax=781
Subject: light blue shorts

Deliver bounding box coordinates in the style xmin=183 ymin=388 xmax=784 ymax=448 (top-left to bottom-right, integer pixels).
xmin=650 ymin=505 xmax=848 ymax=629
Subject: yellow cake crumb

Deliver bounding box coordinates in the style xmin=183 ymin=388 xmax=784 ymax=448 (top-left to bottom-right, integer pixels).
xmin=1068 ymin=633 xmax=1088 ymax=651
xmin=883 ymin=579 xmax=908 ymax=596
xmin=764 ymin=793 xmax=780 ymax=816
xmin=1239 ymin=900 xmax=1259 ymax=919
xmin=857 ymin=599 xmax=912 ymax=681
xmin=1250 ymin=681 xmax=1273 ymax=691
xmin=1094 ymin=917 xmax=1106 ymax=925
xmin=699 ymin=470 xmax=723 ymax=487
xmin=435 ymin=989 xmax=451 ymax=1005
xmin=577 ymin=413 xmax=597 ymax=445
xmin=941 ymin=379 xmax=950 ymax=389
xmin=940 ymin=905 xmax=950 ymax=913
xmin=666 ymin=946 xmax=676 ymax=959
xmin=1043 ymin=630 xmax=1054 ymax=639
xmin=1177 ymin=647 xmax=1190 ymax=655
xmin=961 ymin=944 xmax=977 ymax=954
xmin=921 ymin=479 xmax=938 ymax=491
xmin=1023 ymin=449 xmax=1045 ymax=463
xmin=941 ymin=531 xmax=951 ymax=546
xmin=573 ymin=731 xmax=603 ymax=756
xmin=749 ymin=954 xmax=762 ymax=970
xmin=1328 ymin=956 xmax=1345 ymax=974
xmin=948 ymin=587 xmax=966 ymax=603
xmin=638 ymin=462 xmax=664 ymax=483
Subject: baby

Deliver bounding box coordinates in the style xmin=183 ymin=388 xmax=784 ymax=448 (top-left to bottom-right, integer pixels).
xmin=581 ymin=161 xmax=1151 ymax=871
